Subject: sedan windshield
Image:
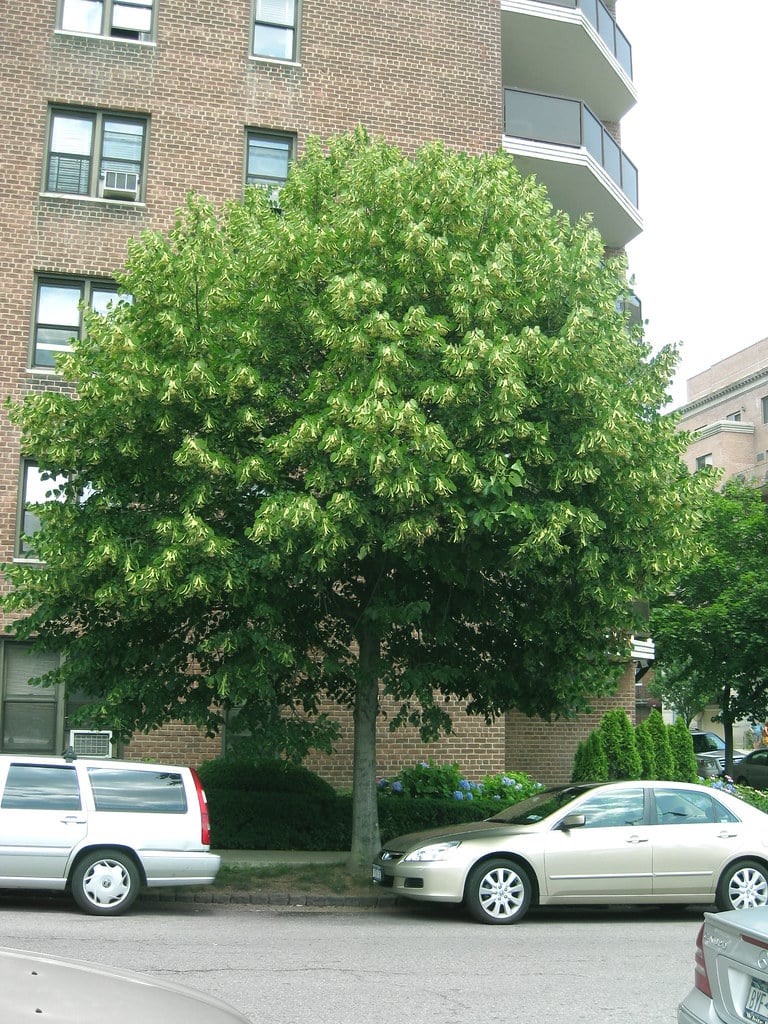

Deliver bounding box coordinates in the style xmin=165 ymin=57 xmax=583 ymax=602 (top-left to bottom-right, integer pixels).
xmin=488 ymin=784 xmax=600 ymax=825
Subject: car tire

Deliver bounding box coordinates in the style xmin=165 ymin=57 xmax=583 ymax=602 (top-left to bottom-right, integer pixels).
xmin=716 ymin=860 xmax=768 ymax=912
xmin=70 ymin=848 xmax=141 ymax=916
xmin=465 ymin=858 xmax=532 ymax=924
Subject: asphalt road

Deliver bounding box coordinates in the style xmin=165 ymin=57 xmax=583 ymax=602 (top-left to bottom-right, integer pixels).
xmin=0 ymin=893 xmax=705 ymax=1023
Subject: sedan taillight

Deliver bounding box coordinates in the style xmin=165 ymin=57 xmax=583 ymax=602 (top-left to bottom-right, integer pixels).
xmin=694 ymin=923 xmax=713 ymax=998
xmin=190 ymin=767 xmax=211 ymax=846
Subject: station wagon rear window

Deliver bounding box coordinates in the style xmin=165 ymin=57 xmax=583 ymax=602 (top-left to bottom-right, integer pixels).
xmin=1 ymin=764 xmax=81 ymax=809
xmin=87 ymin=768 xmax=187 ymax=812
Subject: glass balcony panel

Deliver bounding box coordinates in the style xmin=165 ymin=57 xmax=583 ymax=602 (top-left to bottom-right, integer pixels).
xmin=614 ymin=28 xmax=632 ymax=77
xmin=602 ymin=132 xmax=621 ymax=187
xmin=581 ymin=106 xmax=603 ymax=162
xmin=505 ymin=90 xmax=581 ymax=148
xmin=621 ymin=155 xmax=639 ymax=207
xmin=596 ymin=1 xmax=616 ymax=52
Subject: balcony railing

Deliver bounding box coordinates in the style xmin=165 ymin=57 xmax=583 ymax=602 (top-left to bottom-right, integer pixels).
xmin=532 ymin=0 xmax=632 ymax=77
xmin=504 ymin=88 xmax=638 ymax=207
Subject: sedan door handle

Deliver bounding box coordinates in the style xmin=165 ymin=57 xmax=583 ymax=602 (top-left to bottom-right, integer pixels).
xmin=60 ymin=815 xmax=87 ymax=825
xmin=626 ymin=835 xmax=649 ymax=844
xmin=718 ymin=831 xmax=738 ymax=839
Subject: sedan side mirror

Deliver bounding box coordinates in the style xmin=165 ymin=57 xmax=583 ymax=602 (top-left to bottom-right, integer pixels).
xmin=558 ymin=813 xmax=586 ymax=830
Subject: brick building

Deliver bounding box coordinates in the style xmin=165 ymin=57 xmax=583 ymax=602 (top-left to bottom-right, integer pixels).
xmin=1 ymin=0 xmax=642 ymax=786
xmin=676 ymin=338 xmax=768 ymax=486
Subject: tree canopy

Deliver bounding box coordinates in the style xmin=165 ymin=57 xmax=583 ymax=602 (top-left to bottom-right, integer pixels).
xmin=651 ymin=480 xmax=768 ymax=768
xmin=3 ymin=129 xmax=709 ymax=863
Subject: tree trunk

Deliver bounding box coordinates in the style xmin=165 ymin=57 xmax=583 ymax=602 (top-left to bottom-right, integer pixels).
xmin=347 ymin=625 xmax=381 ymax=872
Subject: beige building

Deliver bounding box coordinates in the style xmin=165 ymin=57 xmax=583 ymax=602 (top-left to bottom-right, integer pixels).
xmin=1 ymin=0 xmax=642 ymax=786
xmin=676 ymin=338 xmax=768 ymax=484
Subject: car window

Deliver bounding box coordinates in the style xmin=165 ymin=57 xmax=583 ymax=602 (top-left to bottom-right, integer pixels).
xmin=492 ymin=785 xmax=595 ymax=824
xmin=692 ymin=733 xmax=725 ymax=753
xmin=570 ymin=788 xmax=645 ymax=828
xmin=653 ymin=787 xmax=736 ymax=825
xmin=0 ymin=764 xmax=81 ymax=810
xmin=87 ymin=768 xmax=187 ymax=812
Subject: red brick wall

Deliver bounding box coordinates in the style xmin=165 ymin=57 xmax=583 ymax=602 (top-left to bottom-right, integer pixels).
xmin=113 ymin=665 xmax=637 ymax=792
xmin=505 ymin=662 xmax=638 ymax=785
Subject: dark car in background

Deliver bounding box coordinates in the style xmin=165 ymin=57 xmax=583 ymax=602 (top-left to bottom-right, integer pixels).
xmin=732 ymin=749 xmax=768 ymax=789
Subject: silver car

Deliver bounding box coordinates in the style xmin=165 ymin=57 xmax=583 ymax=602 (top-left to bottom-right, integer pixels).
xmin=372 ymin=780 xmax=768 ymax=924
xmin=0 ymin=946 xmax=251 ymax=1023
xmin=678 ymin=907 xmax=768 ymax=1024
xmin=0 ymin=754 xmax=220 ymax=915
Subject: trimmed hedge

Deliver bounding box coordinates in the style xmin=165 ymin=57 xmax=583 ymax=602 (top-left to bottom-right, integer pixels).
xmin=200 ymin=756 xmax=536 ymax=850
xmin=205 ymin=790 xmax=505 ymax=849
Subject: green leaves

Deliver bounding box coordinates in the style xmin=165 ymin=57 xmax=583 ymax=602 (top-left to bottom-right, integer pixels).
xmin=3 ymin=129 xmax=709 ymax=747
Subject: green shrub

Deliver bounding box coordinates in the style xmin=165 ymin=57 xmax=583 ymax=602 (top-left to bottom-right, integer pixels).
xmin=207 ymin=790 xmax=349 ymax=849
xmin=479 ymin=771 xmax=543 ymax=803
xmin=645 ymin=709 xmax=675 ymax=780
xmin=598 ymin=708 xmax=642 ymax=780
xmin=668 ymin=716 xmax=699 ymax=782
xmin=635 ymin=720 xmax=657 ymax=780
xmin=571 ymin=730 xmax=608 ymax=783
xmin=377 ymin=759 xmax=542 ymax=804
xmin=203 ymin=756 xmax=543 ymax=850
xmin=197 ymin=757 xmax=336 ymax=799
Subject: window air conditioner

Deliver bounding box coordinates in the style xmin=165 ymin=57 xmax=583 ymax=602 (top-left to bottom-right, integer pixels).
xmin=69 ymin=729 xmax=113 ymax=758
xmin=101 ymin=170 xmax=139 ymax=200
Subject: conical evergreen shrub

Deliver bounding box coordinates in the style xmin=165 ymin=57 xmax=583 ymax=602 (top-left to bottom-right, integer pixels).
xmin=668 ymin=716 xmax=699 ymax=782
xmin=645 ymin=709 xmax=675 ymax=780
xmin=571 ymin=730 xmax=609 ymax=782
xmin=635 ymin=719 xmax=657 ymax=780
xmin=598 ymin=708 xmax=643 ymax=780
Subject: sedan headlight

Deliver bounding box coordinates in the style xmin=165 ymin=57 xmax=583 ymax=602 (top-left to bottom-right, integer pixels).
xmin=403 ymin=841 xmax=461 ymax=863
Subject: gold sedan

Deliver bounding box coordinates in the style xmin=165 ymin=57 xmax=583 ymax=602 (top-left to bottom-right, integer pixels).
xmin=372 ymin=780 xmax=768 ymax=924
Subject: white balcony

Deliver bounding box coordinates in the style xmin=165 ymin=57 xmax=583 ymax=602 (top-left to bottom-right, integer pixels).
xmin=501 ymin=0 xmax=636 ymax=123
xmin=503 ymin=87 xmax=642 ymax=249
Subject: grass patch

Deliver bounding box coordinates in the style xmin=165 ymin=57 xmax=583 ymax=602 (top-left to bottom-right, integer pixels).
xmin=212 ymin=862 xmax=377 ymax=896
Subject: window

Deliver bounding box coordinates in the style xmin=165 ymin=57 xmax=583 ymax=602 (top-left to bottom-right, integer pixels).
xmin=32 ymin=275 xmax=126 ymax=368
xmin=45 ymin=108 xmax=147 ymax=201
xmin=726 ymin=411 xmax=742 ymax=422
xmin=1 ymin=764 xmax=80 ymax=809
xmin=253 ymin=0 xmax=296 ymax=60
xmin=17 ymin=461 xmax=67 ymax=558
xmin=59 ymin=0 xmax=154 ymax=40
xmin=762 ymin=396 xmax=768 ymax=424
xmin=653 ymin=787 xmax=738 ymax=826
xmin=695 ymin=453 xmax=713 ymax=471
xmin=574 ymin=788 xmax=645 ymax=828
xmin=87 ymin=768 xmax=187 ymax=812
xmin=0 ymin=644 xmax=63 ymax=755
xmin=246 ymin=131 xmax=293 ymax=192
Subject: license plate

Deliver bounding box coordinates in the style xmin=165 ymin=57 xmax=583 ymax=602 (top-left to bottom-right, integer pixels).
xmin=745 ymin=978 xmax=768 ymax=1023
xmin=372 ymin=865 xmax=382 ymax=883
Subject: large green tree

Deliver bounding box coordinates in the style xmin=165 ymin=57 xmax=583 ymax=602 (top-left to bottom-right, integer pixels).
xmin=3 ymin=130 xmax=708 ymax=864
xmin=651 ymin=480 xmax=768 ymax=772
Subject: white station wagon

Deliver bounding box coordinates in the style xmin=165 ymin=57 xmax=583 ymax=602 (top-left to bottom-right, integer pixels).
xmin=0 ymin=753 xmax=220 ymax=915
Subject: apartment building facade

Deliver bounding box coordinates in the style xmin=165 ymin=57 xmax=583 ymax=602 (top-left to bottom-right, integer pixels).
xmin=676 ymin=338 xmax=768 ymax=486
xmin=1 ymin=0 xmax=642 ymax=786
